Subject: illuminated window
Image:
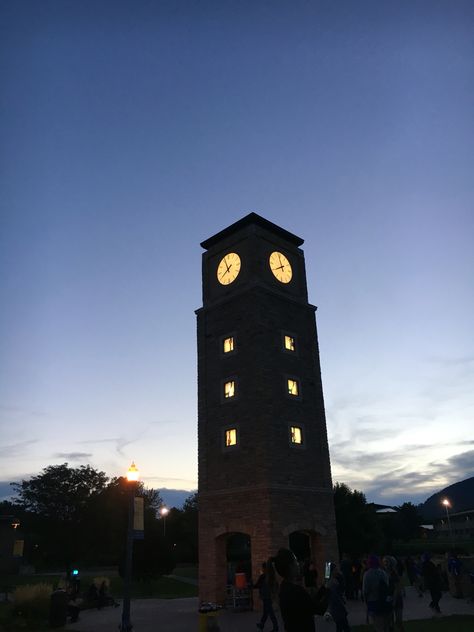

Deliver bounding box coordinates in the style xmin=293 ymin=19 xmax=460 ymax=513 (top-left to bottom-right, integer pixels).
xmin=284 ymin=335 xmax=296 ymax=352
xmin=223 ymin=336 xmax=234 ymax=353
xmin=224 ymin=380 xmax=235 ymax=398
xmin=290 ymin=426 xmax=303 ymax=445
xmin=287 ymin=379 xmax=299 ymax=397
xmin=225 ymin=428 xmax=237 ymax=447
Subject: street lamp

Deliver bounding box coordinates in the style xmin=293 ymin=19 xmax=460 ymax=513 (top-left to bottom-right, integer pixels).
xmin=442 ymin=498 xmax=454 ymax=549
xmin=160 ymin=506 xmax=169 ymax=537
xmin=120 ymin=462 xmax=139 ymax=632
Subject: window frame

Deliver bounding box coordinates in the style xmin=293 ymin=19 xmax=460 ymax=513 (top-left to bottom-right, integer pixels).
xmin=285 ymin=375 xmax=302 ymax=400
xmin=220 ymin=332 xmax=237 ymax=357
xmin=281 ymin=330 xmax=298 ymax=355
xmin=288 ymin=423 xmax=306 ymax=449
xmin=222 ymin=424 xmax=240 ymax=451
xmin=221 ymin=376 xmax=238 ymax=402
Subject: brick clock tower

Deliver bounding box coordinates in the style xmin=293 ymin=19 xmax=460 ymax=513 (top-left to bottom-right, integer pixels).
xmin=196 ymin=213 xmax=338 ymax=603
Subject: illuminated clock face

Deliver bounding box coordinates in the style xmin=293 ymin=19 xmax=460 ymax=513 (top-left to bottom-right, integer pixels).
xmin=269 ymin=251 xmax=292 ymax=283
xmin=217 ymin=252 xmax=241 ymax=285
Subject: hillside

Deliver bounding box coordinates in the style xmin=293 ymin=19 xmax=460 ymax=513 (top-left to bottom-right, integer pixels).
xmin=420 ymin=476 xmax=474 ymax=520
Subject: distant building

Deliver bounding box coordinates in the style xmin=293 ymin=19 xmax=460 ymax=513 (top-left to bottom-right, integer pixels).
xmin=0 ymin=515 xmax=23 ymax=574
xmin=435 ymin=509 xmax=474 ymax=541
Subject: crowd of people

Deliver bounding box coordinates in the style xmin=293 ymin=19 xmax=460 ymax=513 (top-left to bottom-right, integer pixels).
xmin=252 ymin=550 xmax=465 ymax=632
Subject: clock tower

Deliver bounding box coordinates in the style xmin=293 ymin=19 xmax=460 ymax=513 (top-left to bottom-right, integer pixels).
xmin=196 ymin=213 xmax=338 ymax=603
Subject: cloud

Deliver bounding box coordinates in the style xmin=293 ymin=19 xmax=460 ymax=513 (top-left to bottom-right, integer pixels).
xmin=333 ymin=448 xmax=474 ymax=506
xmin=428 ymin=450 xmax=474 ymax=480
xmin=0 ymin=405 xmax=47 ymax=418
xmin=428 ymin=354 xmax=474 ymax=368
xmin=0 ymin=440 xmax=38 ymax=458
xmin=52 ymin=452 xmax=93 ymax=460
xmin=143 ymin=475 xmax=197 ymax=488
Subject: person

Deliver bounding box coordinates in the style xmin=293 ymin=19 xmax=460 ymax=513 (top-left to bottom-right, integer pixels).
xmin=448 ymin=552 xmax=463 ymax=598
xmin=351 ymin=559 xmax=363 ymax=600
xmin=66 ymin=585 xmax=80 ymax=623
xmin=98 ymin=580 xmax=119 ymax=608
xmin=303 ymin=559 xmax=318 ymax=597
xmin=340 ymin=555 xmax=353 ymax=599
xmin=405 ymin=556 xmax=416 ymax=586
xmin=421 ymin=553 xmax=442 ymax=614
xmin=86 ymin=582 xmax=99 ymax=607
xmin=274 ymin=548 xmax=318 ymax=632
xmin=254 ymin=561 xmax=279 ymax=631
xmin=362 ymin=554 xmax=389 ymax=632
xmin=412 ymin=556 xmax=424 ymax=597
xmin=383 ymin=556 xmax=404 ymax=632
xmin=327 ymin=563 xmax=351 ymax=632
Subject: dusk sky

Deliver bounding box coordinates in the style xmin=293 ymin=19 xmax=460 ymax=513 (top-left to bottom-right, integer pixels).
xmin=1 ymin=0 xmax=473 ymax=507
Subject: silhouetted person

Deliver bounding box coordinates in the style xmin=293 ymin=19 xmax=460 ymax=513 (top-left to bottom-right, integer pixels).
xmin=383 ymin=556 xmax=404 ymax=632
xmin=86 ymin=582 xmax=99 ymax=607
xmin=303 ymin=559 xmax=318 ymax=597
xmin=362 ymin=555 xmax=389 ymax=632
xmin=448 ymin=552 xmax=463 ymax=598
xmin=98 ymin=580 xmax=119 ymax=608
xmin=327 ymin=562 xmax=351 ymax=632
xmin=274 ymin=548 xmax=318 ymax=632
xmin=340 ymin=556 xmax=353 ymax=599
xmin=254 ymin=561 xmax=279 ymax=631
xmin=421 ymin=553 xmax=442 ymax=614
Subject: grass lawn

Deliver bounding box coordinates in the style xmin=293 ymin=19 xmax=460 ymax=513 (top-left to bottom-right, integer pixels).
xmin=109 ymin=575 xmax=197 ymax=599
xmin=4 ymin=573 xmax=197 ymax=599
xmin=172 ymin=565 xmax=198 ymax=580
xmin=353 ymin=615 xmax=474 ymax=631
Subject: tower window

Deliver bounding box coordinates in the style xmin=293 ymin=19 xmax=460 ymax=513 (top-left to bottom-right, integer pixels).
xmin=287 ymin=378 xmax=300 ymax=397
xmin=225 ymin=428 xmax=237 ymax=447
xmin=223 ymin=336 xmax=234 ymax=354
xmin=290 ymin=426 xmax=303 ymax=445
xmin=224 ymin=380 xmax=236 ymax=399
xmin=284 ymin=335 xmax=296 ymax=352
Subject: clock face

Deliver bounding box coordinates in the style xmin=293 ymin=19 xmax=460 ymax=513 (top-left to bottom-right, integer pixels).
xmin=269 ymin=251 xmax=292 ymax=283
xmin=217 ymin=252 xmax=241 ymax=285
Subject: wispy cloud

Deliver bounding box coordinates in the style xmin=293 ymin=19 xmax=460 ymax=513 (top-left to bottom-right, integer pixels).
xmin=0 ymin=405 xmax=48 ymax=418
xmin=0 ymin=440 xmax=38 ymax=458
xmin=333 ymin=448 xmax=474 ymax=505
xmin=52 ymin=452 xmax=93 ymax=460
xmin=143 ymin=475 xmax=197 ymax=488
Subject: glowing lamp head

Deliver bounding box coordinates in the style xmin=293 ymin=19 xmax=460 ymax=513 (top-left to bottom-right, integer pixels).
xmin=127 ymin=462 xmax=140 ymax=482
xmin=160 ymin=506 xmax=169 ymax=517
xmin=442 ymin=498 xmax=451 ymax=508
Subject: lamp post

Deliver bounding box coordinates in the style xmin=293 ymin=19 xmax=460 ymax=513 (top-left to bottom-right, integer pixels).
xmin=160 ymin=506 xmax=169 ymax=537
xmin=442 ymin=498 xmax=454 ymax=549
xmin=120 ymin=462 xmax=139 ymax=632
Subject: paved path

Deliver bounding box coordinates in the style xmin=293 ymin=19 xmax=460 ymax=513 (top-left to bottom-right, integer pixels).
xmin=67 ymin=586 xmax=474 ymax=631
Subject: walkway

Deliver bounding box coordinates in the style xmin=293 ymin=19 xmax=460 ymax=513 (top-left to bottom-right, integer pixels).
xmin=67 ymin=585 xmax=474 ymax=631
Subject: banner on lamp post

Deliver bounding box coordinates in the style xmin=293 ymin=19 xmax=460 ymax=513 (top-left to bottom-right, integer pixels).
xmin=133 ymin=497 xmax=144 ymax=539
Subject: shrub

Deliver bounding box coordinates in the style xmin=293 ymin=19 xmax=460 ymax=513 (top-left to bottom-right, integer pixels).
xmin=13 ymin=582 xmax=53 ymax=619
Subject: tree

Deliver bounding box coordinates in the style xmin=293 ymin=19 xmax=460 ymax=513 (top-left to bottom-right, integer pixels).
xmin=394 ymin=502 xmax=422 ymax=541
xmin=12 ymin=463 xmax=108 ymax=520
xmin=333 ymin=483 xmax=381 ymax=556
xmin=11 ymin=463 xmax=109 ymax=569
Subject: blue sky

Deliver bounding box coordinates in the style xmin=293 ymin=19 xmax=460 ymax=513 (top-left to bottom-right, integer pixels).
xmin=1 ymin=0 xmax=473 ymax=507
